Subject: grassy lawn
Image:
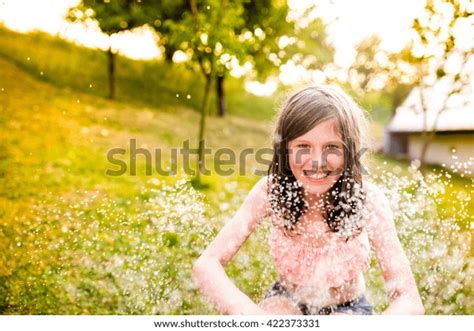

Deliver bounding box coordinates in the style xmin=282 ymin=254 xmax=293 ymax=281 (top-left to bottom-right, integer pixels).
xmin=0 ymin=28 xmax=472 ymax=314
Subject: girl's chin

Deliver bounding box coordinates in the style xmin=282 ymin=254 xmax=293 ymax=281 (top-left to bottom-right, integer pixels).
xmin=302 ymin=185 xmax=331 ymax=196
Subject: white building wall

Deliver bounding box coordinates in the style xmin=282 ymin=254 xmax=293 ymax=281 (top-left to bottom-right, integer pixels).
xmin=408 ymin=134 xmax=474 ymax=176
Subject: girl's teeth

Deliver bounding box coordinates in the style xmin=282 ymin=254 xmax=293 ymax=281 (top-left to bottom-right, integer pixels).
xmin=304 ymin=172 xmax=328 ymax=179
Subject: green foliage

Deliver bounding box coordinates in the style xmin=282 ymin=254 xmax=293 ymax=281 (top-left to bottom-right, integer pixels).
xmin=68 ymin=0 xmax=151 ymax=35
xmin=161 ymin=0 xmax=245 ymax=76
xmin=348 ymin=35 xmax=418 ymax=115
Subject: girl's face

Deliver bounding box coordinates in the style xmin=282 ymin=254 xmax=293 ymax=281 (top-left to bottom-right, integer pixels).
xmin=288 ymin=118 xmax=345 ymax=197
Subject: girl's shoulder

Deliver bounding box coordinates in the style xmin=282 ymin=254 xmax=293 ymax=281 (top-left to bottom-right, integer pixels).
xmin=250 ymin=175 xmax=270 ymax=198
xmin=363 ymin=179 xmax=386 ymax=200
xmin=245 ymin=175 xmax=271 ymax=217
xmin=362 ymin=179 xmax=394 ymax=229
xmin=255 ymin=175 xmax=270 ymax=189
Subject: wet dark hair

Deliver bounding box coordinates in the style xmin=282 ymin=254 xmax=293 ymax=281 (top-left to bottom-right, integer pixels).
xmin=267 ymin=85 xmax=368 ymax=239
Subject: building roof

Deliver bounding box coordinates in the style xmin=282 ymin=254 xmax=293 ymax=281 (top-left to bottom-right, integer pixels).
xmin=386 ymin=77 xmax=474 ymax=133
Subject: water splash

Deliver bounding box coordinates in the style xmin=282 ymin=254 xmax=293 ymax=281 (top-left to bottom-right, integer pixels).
xmin=365 ymin=164 xmax=472 ymax=314
xmin=1 ymin=179 xmax=215 ymax=314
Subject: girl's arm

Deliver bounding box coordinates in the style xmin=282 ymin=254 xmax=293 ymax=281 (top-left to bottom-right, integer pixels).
xmin=364 ymin=181 xmax=425 ymax=315
xmin=192 ymin=176 xmax=270 ymax=315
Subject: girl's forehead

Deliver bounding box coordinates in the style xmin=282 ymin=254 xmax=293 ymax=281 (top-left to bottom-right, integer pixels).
xmin=292 ymin=118 xmax=342 ymax=142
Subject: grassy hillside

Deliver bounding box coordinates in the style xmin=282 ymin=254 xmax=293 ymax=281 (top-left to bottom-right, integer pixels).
xmin=0 ymin=27 xmax=278 ymax=121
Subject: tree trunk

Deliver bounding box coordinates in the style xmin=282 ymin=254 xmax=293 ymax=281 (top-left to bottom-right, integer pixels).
xmin=417 ymin=87 xmax=429 ymax=174
xmin=164 ymin=46 xmax=175 ymax=62
xmin=419 ymin=132 xmax=434 ymax=172
xmin=195 ymin=74 xmax=212 ymax=183
xmin=216 ymin=74 xmax=227 ymax=117
xmin=419 ymin=107 xmax=444 ymax=175
xmin=107 ymin=45 xmax=116 ymax=100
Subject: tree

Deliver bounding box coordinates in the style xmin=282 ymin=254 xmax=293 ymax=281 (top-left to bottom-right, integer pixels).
xmin=213 ymin=0 xmax=292 ymax=117
xmin=144 ymin=0 xmax=188 ymax=62
xmin=158 ymin=1 xmax=335 ymax=182
xmin=153 ymin=1 xmax=334 ymax=117
xmin=161 ymin=0 xmax=246 ymax=183
xmin=348 ymin=1 xmax=473 ymax=172
xmin=151 ymin=0 xmax=285 ymax=117
xmin=215 ymin=2 xmax=334 ymax=117
xmin=408 ymin=0 xmax=473 ymax=170
xmin=150 ymin=0 xmax=286 ymax=117
xmin=67 ymin=0 xmax=151 ymax=99
xmin=348 ymin=35 xmax=420 ymax=116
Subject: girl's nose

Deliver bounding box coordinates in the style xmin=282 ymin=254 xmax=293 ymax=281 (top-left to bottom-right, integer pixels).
xmin=308 ymin=150 xmax=326 ymax=171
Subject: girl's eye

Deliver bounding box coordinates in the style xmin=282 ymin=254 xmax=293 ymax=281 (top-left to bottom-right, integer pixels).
xmin=325 ymin=144 xmax=341 ymax=150
xmin=297 ymin=144 xmax=311 ymax=149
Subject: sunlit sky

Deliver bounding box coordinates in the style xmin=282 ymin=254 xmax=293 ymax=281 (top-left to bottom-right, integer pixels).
xmin=0 ymin=0 xmax=426 ymax=94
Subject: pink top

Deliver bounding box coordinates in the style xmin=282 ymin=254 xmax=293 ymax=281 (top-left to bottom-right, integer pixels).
xmin=268 ymin=218 xmax=371 ymax=288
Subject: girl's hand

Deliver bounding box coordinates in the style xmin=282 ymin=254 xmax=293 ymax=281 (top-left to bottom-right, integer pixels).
xmin=230 ymin=303 xmax=268 ymax=315
xmin=257 ymin=296 xmax=303 ymax=315
xmin=247 ymin=306 xmax=270 ymax=315
xmin=365 ymin=181 xmax=425 ymax=314
xmin=193 ymin=177 xmax=271 ymax=316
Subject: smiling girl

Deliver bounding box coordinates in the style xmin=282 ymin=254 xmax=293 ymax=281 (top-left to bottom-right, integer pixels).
xmin=192 ymin=85 xmax=424 ymax=315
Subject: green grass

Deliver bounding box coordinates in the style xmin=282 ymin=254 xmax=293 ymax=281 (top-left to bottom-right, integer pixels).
xmin=0 ymin=27 xmax=472 ymax=314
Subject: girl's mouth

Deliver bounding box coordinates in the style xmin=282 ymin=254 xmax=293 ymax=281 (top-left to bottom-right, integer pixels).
xmin=302 ymin=170 xmax=329 ymax=180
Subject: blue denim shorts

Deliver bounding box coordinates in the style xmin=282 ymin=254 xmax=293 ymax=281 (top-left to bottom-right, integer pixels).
xmin=264 ymin=281 xmax=373 ymax=315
